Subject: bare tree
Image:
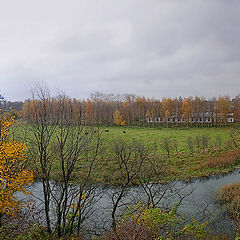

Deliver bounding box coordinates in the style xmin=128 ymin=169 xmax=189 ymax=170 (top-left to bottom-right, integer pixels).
xmin=162 ymin=137 xmax=171 ymax=156
xmin=108 ymin=139 xmax=148 ymax=231
xmin=23 ymin=86 xmax=104 ymax=237
xmin=23 ymin=85 xmax=58 ymax=234
xmin=172 ymin=139 xmax=179 ymax=155
xmin=138 ymin=153 xmax=195 ymax=211
xmin=50 ymin=96 xmax=104 ymax=237
xmin=230 ymin=127 xmax=240 ymax=148
xmin=138 ymin=154 xmax=169 ymax=208
xmin=196 ymin=136 xmax=201 ymax=152
xmin=186 ymin=136 xmax=194 ymax=155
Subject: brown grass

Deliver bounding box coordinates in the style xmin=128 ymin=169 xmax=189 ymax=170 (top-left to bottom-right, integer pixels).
xmin=218 ymin=182 xmax=240 ymax=209
xmin=198 ymin=149 xmax=240 ymax=169
xmin=218 ymin=182 xmax=240 ymax=235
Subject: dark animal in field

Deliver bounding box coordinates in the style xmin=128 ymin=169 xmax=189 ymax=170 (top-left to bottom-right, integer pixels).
xmin=85 ymin=132 xmax=88 ymax=135
xmin=94 ymin=131 xmax=96 ymax=133
xmin=123 ymin=130 xmax=126 ymax=133
xmin=105 ymin=129 xmax=109 ymax=132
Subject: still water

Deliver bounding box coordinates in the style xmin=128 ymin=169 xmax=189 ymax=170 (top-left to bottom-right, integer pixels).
xmin=19 ymin=169 xmax=240 ymax=238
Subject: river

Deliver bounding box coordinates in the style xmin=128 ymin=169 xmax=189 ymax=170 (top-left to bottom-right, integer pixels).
xmin=18 ymin=169 xmax=240 ymax=238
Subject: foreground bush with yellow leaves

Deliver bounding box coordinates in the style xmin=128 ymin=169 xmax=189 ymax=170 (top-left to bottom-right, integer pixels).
xmin=0 ymin=111 xmax=33 ymax=225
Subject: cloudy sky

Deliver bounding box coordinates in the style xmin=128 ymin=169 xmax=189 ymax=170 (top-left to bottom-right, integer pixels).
xmin=0 ymin=0 xmax=240 ymax=101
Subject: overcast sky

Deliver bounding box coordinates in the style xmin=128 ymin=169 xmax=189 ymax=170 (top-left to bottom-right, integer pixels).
xmin=0 ymin=0 xmax=240 ymax=101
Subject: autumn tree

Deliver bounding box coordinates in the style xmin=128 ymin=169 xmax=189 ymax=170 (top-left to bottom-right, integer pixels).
xmin=21 ymin=92 xmax=239 ymax=128
xmin=162 ymin=97 xmax=173 ymax=127
xmin=145 ymin=110 xmax=151 ymax=127
xmin=113 ymin=109 xmax=125 ymax=126
xmin=136 ymin=97 xmax=146 ymax=126
xmin=192 ymin=96 xmax=207 ymax=127
xmin=85 ymin=99 xmax=94 ymax=125
xmin=0 ymin=111 xmax=33 ymax=226
xmin=182 ymin=98 xmax=192 ymax=126
xmin=121 ymin=102 xmax=127 ymax=126
xmin=209 ymin=97 xmax=216 ymax=127
xmin=215 ymin=96 xmax=231 ymax=127
xmin=233 ymin=95 xmax=240 ymax=124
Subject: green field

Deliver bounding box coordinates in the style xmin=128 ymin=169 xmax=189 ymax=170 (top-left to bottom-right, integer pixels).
xmin=99 ymin=126 xmax=232 ymax=154
xmin=12 ymin=123 xmax=240 ymax=183
xmin=97 ymin=126 xmax=240 ymax=182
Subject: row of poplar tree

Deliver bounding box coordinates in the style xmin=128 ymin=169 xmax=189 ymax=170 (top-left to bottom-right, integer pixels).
xmin=21 ymin=92 xmax=240 ymax=127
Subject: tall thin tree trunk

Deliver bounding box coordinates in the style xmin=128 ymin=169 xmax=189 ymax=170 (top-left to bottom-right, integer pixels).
xmin=42 ymin=180 xmax=52 ymax=234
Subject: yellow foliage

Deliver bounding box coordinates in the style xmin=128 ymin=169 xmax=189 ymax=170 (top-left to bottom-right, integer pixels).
xmin=165 ymin=110 xmax=170 ymax=118
xmin=145 ymin=110 xmax=151 ymax=120
xmin=113 ymin=109 xmax=123 ymax=126
xmin=85 ymin=99 xmax=94 ymax=123
xmin=0 ymin=111 xmax=33 ymax=216
xmin=120 ymin=120 xmax=126 ymax=126
xmin=182 ymin=98 xmax=192 ymax=120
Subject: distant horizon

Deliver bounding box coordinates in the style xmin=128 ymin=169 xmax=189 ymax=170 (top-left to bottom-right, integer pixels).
xmin=1 ymin=90 xmax=239 ymax=102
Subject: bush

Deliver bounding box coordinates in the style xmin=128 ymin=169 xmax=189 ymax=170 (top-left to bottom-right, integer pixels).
xmin=218 ymin=183 xmax=240 ymax=238
xmin=100 ymin=203 xmax=218 ymax=240
xmin=162 ymin=137 xmax=171 ymax=156
xmin=218 ymin=182 xmax=240 ymax=208
xmin=186 ymin=137 xmax=194 ymax=155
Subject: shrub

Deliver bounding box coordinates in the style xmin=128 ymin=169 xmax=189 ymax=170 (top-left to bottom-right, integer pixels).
xmin=186 ymin=137 xmax=194 ymax=155
xmin=162 ymin=137 xmax=171 ymax=156
xmin=218 ymin=182 xmax=240 ymax=207
xmin=100 ymin=203 xmax=216 ymax=240
xmin=218 ymin=183 xmax=240 ymax=238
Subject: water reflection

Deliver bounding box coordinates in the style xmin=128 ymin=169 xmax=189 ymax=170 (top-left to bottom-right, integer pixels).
xmin=17 ymin=169 xmax=240 ymax=237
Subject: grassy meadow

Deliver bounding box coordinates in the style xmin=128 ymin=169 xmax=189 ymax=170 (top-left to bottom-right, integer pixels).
xmin=98 ymin=126 xmax=240 ymax=182
xmin=99 ymin=126 xmax=232 ymax=154
xmin=12 ymin=123 xmax=240 ymax=183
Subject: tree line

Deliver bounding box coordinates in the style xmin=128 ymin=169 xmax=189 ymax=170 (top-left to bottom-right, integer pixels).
xmin=21 ymin=92 xmax=240 ymax=127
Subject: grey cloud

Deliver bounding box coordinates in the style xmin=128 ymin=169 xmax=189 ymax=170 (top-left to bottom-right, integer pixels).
xmin=0 ymin=0 xmax=240 ymax=101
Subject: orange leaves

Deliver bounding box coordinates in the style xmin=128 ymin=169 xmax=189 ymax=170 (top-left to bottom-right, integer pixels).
xmin=113 ymin=109 xmax=124 ymax=126
xmin=181 ymin=98 xmax=192 ymax=119
xmin=0 ymin=114 xmax=14 ymax=139
xmin=0 ymin=112 xmax=33 ymax=216
xmin=215 ymin=96 xmax=231 ymax=125
xmin=181 ymin=98 xmax=192 ymax=125
xmin=165 ymin=110 xmax=170 ymax=119
xmin=85 ymin=99 xmax=94 ymax=123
